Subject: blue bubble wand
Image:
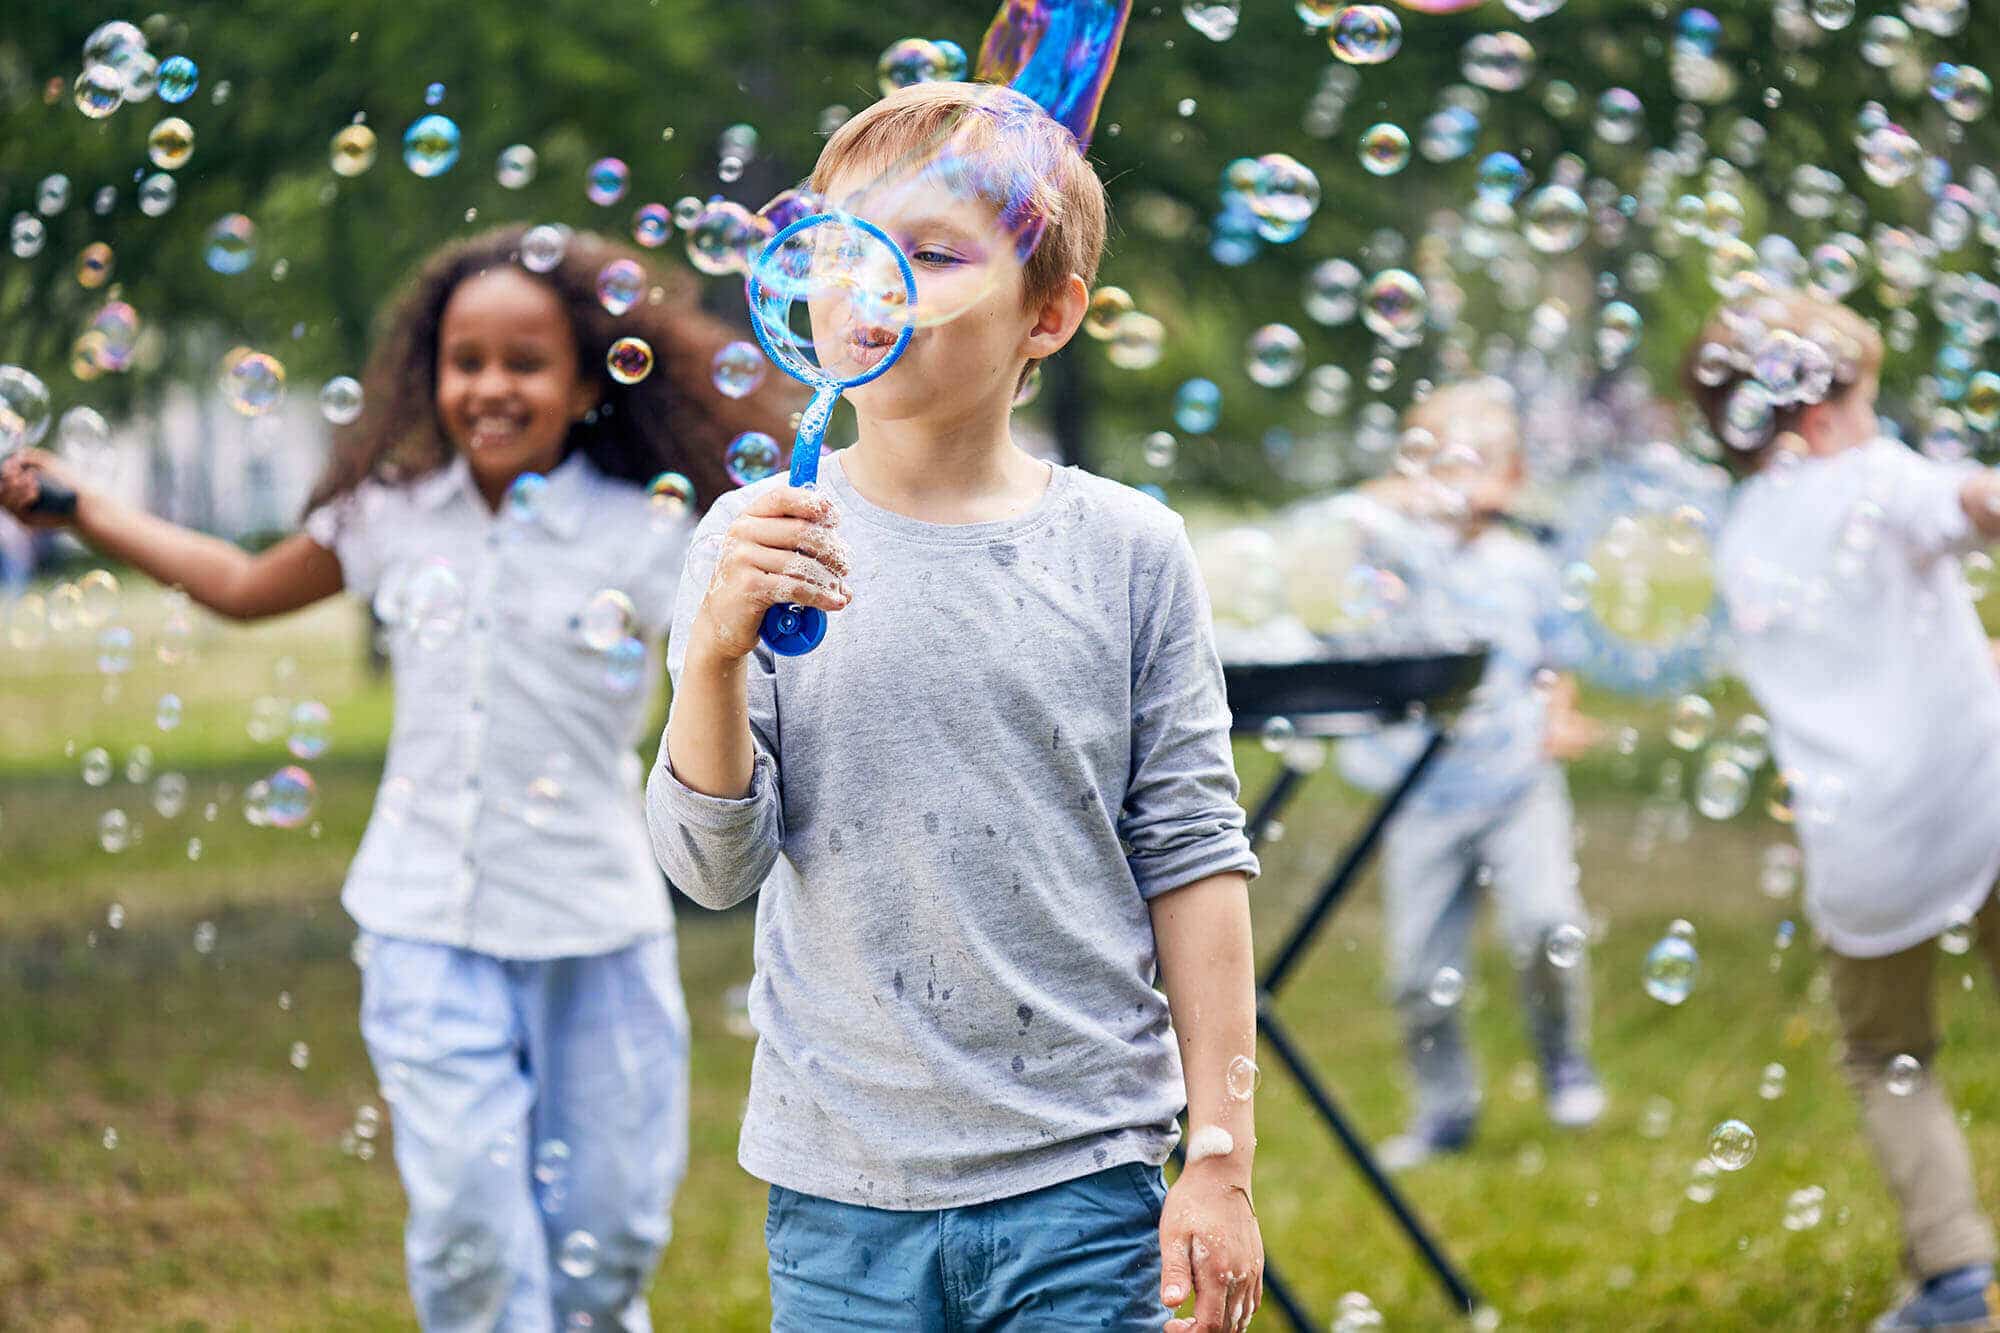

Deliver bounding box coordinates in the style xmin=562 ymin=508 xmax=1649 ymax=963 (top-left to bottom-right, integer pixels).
xmin=743 ymin=210 xmax=917 ymax=655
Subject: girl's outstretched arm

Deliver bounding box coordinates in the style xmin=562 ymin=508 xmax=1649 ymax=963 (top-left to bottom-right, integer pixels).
xmin=1 ymin=447 xmax=342 ymax=621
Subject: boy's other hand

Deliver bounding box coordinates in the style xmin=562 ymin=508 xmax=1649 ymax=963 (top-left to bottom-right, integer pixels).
xmin=690 ymin=485 xmax=851 ymax=662
xmin=1160 ymin=1162 xmax=1263 ymax=1333
xmin=0 ymin=448 xmax=81 ymax=531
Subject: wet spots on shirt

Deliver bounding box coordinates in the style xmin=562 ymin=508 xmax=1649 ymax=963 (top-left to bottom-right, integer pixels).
xmin=828 ymin=826 xmax=844 ymax=854
xmin=893 ymin=970 xmax=904 ymax=998
xmin=1016 ymin=1003 xmax=1034 ymax=1033
xmin=984 ymin=825 xmax=996 ymax=838
xmin=1093 ymin=1147 xmax=1108 ymax=1166
xmin=990 ymin=543 xmax=1018 ymax=568
xmin=1052 ymin=725 xmax=1061 ymax=749
xmin=1011 ymin=1054 xmax=1026 ymax=1074
xmin=924 ymin=812 xmax=940 ymax=835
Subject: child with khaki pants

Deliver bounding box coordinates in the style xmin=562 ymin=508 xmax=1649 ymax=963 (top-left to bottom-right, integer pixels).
xmin=1692 ymin=288 xmax=2000 ymax=1333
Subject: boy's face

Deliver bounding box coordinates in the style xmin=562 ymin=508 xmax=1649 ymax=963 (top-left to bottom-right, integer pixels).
xmin=809 ymin=166 xmax=1074 ymax=424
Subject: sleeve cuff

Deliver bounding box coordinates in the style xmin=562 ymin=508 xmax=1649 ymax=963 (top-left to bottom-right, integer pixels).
xmin=1131 ymin=833 xmax=1261 ymax=901
xmin=651 ymin=748 xmax=779 ymax=831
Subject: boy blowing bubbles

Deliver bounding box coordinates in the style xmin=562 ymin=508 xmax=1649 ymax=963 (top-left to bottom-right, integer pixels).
xmin=647 ymin=83 xmax=1265 ymax=1332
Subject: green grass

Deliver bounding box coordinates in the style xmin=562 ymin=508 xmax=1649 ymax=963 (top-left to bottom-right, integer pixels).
xmin=6 ymin=575 xmax=2000 ymax=1329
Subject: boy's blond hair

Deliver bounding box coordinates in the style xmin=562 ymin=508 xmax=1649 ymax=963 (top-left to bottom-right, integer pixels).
xmin=811 ymin=81 xmax=1107 ymax=316
xmin=1679 ymin=286 xmax=1885 ymax=475
xmin=1403 ymin=376 xmax=1521 ymax=468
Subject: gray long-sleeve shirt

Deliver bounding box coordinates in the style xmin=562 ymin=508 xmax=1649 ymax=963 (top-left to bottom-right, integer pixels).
xmin=646 ymin=450 xmax=1258 ymax=1210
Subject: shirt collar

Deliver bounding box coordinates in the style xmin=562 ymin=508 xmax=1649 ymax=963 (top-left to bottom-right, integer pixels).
xmin=408 ymin=450 xmax=593 ymax=541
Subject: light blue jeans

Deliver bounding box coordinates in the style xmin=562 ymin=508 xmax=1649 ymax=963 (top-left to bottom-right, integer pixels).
xmin=1382 ymin=772 xmax=1590 ymax=1122
xmin=358 ymin=931 xmax=691 ymax=1333
xmin=766 ymin=1161 xmax=1171 ymax=1331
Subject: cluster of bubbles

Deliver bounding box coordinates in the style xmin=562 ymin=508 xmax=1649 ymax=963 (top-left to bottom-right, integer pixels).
xmin=876 ymin=36 xmax=970 ymax=97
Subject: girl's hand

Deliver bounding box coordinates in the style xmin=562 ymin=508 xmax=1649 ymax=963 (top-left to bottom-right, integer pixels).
xmin=1160 ymin=1161 xmax=1264 ymax=1333
xmin=690 ymin=485 xmax=852 ymax=663
xmin=0 ymin=448 xmax=82 ymax=531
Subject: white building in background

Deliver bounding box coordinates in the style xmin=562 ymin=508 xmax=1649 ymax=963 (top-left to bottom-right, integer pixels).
xmin=121 ymin=382 xmax=334 ymax=539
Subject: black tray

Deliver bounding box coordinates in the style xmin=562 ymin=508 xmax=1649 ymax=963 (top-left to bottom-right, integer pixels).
xmin=1223 ymin=649 xmax=1488 ymax=735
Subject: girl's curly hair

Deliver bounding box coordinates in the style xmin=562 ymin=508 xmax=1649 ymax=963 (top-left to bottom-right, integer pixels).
xmin=303 ymin=224 xmax=798 ymax=516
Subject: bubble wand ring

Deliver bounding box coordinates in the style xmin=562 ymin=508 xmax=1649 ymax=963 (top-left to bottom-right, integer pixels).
xmin=743 ymin=210 xmax=918 ymax=655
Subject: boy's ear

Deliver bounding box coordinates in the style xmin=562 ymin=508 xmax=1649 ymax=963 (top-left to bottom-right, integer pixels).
xmin=1021 ymin=273 xmax=1089 ymax=362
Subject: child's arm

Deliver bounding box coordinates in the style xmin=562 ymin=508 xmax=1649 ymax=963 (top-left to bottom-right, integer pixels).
xmin=0 ymin=447 xmax=340 ymax=619
xmin=1542 ymin=671 xmax=1607 ymax=761
xmin=1962 ymin=471 xmax=2000 ymax=543
xmin=646 ymin=485 xmax=848 ymax=909
xmin=1150 ymin=870 xmax=1263 ymax=1333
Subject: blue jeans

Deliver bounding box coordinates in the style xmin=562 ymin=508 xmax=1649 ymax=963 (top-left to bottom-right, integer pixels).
xmin=766 ymin=1162 xmax=1170 ymax=1331
xmin=358 ymin=931 xmax=691 ymax=1332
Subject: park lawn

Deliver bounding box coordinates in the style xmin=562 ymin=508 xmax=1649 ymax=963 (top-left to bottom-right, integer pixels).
xmin=7 ymin=577 xmax=2000 ymax=1329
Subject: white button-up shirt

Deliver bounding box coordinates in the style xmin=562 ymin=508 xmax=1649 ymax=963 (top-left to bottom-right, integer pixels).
xmin=306 ymin=450 xmax=692 ymax=959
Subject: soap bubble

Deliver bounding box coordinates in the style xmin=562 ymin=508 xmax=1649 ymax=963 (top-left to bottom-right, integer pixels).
xmin=606 ymin=337 xmax=654 ymax=385
xmin=1476 ymin=152 xmax=1530 ymax=204
xmin=1593 ymin=88 xmax=1644 ymax=144
xmin=519 ymin=224 xmax=568 ymax=274
xmin=711 ymin=341 xmax=768 ymax=400
xmin=290 ymin=1040 xmax=311 ymax=1070
xmin=147 ymin=117 xmax=194 ymax=170
xmin=724 ymin=431 xmax=781 ymax=486
xmin=320 ymin=377 xmax=364 ymax=425
xmin=98 ymin=809 xmax=131 ymax=854
xmin=1358 ymin=123 xmax=1411 ymax=176
xmin=203 ymin=214 xmax=257 ymax=275
xmin=265 ymin=766 xmax=319 ymax=830
xmin=1225 ymin=1054 xmax=1261 ymax=1099
xmin=1707 ymin=1119 xmax=1756 ymax=1170
xmin=876 ymin=38 xmax=951 ymax=96
xmin=577 ymin=589 xmax=637 ymax=654
xmin=506 ymin=472 xmax=547 ymax=522
xmin=1883 ymin=1053 xmax=1923 ymax=1096
xmin=497 ymin=144 xmax=538 ymax=189
xmin=1304 ymin=259 xmax=1363 ymax=325
xmin=1426 ymin=966 xmax=1466 ymax=1009
xmin=1809 ymin=0 xmax=1855 ymax=27
xmin=330 ymin=123 xmax=379 ymax=177
xmin=585 ymin=157 xmax=630 ymax=207
xmin=1083 ymin=287 xmax=1136 ymax=341
xmin=1245 ymin=325 xmax=1305 ymax=388
xmin=557 ymin=1230 xmax=600 ymax=1279
xmin=1694 ymin=758 xmax=1750 ymax=819
xmin=157 ymin=55 xmax=197 ymax=104
xmin=138 ymin=173 xmax=177 ymax=217
xmin=1544 ymin=923 xmax=1586 ymax=969
xmin=82 ymin=747 xmax=114 ymax=787
xmin=220 ymin=349 xmax=286 ymax=416
xmin=1522 ymin=185 xmax=1588 ymax=253
xmin=1106 ymin=312 xmax=1166 ymax=370
xmin=1858 ymin=123 xmax=1923 ymax=188
xmin=605 ymin=635 xmax=646 ymax=694
xmin=1184 ymin=0 xmax=1242 ymax=42
xmin=424 ymin=81 xmax=445 ymax=107
xmin=1759 ymin=1062 xmax=1787 ymax=1099
xmin=155 ymin=693 xmax=184 ymax=732
xmin=1783 ymin=1185 xmax=1826 ymax=1231
xmin=1361 ymin=269 xmax=1428 ymax=343
xmin=1174 ymin=379 xmax=1222 ymax=434
xmin=1666 ymin=695 xmax=1715 ymax=750
xmin=595 ymin=258 xmax=645 ymax=317
xmin=1330 ymin=4 xmax=1402 ymax=63
xmin=1931 ymin=63 xmax=1992 ymax=123
xmin=73 ymin=65 xmax=126 ymax=119
xmin=287 ymin=701 xmax=332 ymax=761
xmin=0 ymin=366 xmax=52 ymax=451
xmin=402 ymin=115 xmax=461 ymax=177
xmin=96 ymin=626 xmax=134 ymax=675
xmin=1642 ymin=934 xmax=1700 ymax=1005
xmin=632 ymin=202 xmax=673 ymax=248
xmin=647 ymin=471 xmax=695 ymax=525
xmin=686 ymin=201 xmax=771 ymax=278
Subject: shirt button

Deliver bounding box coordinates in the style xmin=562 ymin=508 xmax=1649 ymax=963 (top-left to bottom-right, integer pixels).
xmin=470 ymin=698 xmax=484 ymax=713
xmin=472 ymin=614 xmax=488 ymax=630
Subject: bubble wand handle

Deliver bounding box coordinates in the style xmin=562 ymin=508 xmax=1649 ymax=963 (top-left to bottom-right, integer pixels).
xmin=786 ymin=383 xmax=842 ymax=489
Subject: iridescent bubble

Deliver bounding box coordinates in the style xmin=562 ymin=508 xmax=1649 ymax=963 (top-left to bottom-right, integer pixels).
xmin=203 ymin=214 xmax=257 ymax=275
xmin=1476 ymin=152 xmax=1529 ymax=204
xmin=1297 ymin=0 xmax=1340 ymax=26
xmin=1245 ymin=324 xmax=1306 ymax=388
xmin=1884 ymin=1053 xmax=1923 ymax=1095
xmin=147 ymin=116 xmax=194 ymax=170
xmin=1304 ymin=258 xmax=1363 ymax=325
xmin=932 ymin=39 xmax=969 ymax=80
xmin=606 ymin=337 xmax=654 ymax=385
xmin=557 ymin=1230 xmax=600 ymax=1280
xmin=220 ymin=348 xmax=286 ymax=416
xmin=1106 ymin=312 xmax=1166 ymax=370
xmin=1358 ymin=123 xmax=1411 ymax=176
xmin=1522 ymin=185 xmax=1587 ymax=253
xmin=1426 ymin=965 xmax=1466 ymax=1009
xmin=496 ymin=144 xmax=538 ymax=190
xmin=320 ymin=376 xmax=364 ymax=426
xmin=596 ymin=258 xmax=645 ymax=316
xmin=0 ymin=365 xmax=53 ymax=451
xmin=1809 ymin=0 xmax=1854 ymax=27
xmin=1463 ymin=31 xmax=1537 ymax=92
xmin=877 ymin=37 xmax=952 ymax=96
xmin=289 ymin=1040 xmax=311 ymax=1069
xmin=11 ymin=213 xmax=47 ymax=259
xmin=647 ymin=471 xmax=695 ymax=525
xmin=1184 ymin=0 xmax=1243 ymax=41
xmin=331 ymin=123 xmax=379 ymax=178
xmin=1545 ymin=923 xmax=1586 ymax=969
xmin=74 ymin=64 xmax=126 ymax=120
xmin=1329 ymin=4 xmax=1402 ymax=64
xmin=98 ymin=809 xmax=131 ymax=854
xmin=1858 ymin=122 xmax=1923 ymax=188
xmin=686 ymin=201 xmax=772 ymax=278
xmin=1932 ymin=63 xmax=1992 ymax=123
xmin=157 ymin=55 xmax=198 ymax=104
xmin=1707 ymin=1118 xmax=1756 ymax=1170
xmin=507 ymin=472 xmax=547 ymax=522
xmin=265 ymin=766 xmax=319 ymax=830
xmin=577 ymin=589 xmax=637 ymax=653
xmin=77 ymin=568 xmax=120 ymax=628
xmin=711 ymin=341 xmax=768 ymax=400
xmin=1174 ymin=379 xmax=1222 ymax=433
xmin=605 ymin=635 xmax=646 ymax=694
xmin=138 ymin=173 xmax=177 ymax=217
xmin=1666 ymin=694 xmax=1715 ymax=750
xmin=1083 ymin=287 xmax=1135 ymax=341
xmin=82 ymin=747 xmax=114 ymax=786
xmin=1594 ymin=88 xmax=1644 ymax=144
xmin=1225 ymin=1054 xmax=1262 ymax=1099
xmin=1759 ymin=1061 xmax=1788 ymax=1099
xmin=403 ymin=115 xmax=461 ymax=177
xmin=1783 ymin=1185 xmax=1826 ymax=1231
xmin=1643 ymin=934 xmax=1700 ymax=1005
xmin=82 ymin=20 xmax=145 ymax=68
xmin=1859 ymin=15 xmax=1912 ymax=67
xmin=424 ymin=81 xmax=446 ymax=107
xmin=287 ymin=700 xmax=332 ymax=761
xmin=155 ymin=693 xmax=184 ymax=732
xmin=73 ymin=242 xmax=113 ymax=290
xmin=724 ymin=431 xmax=781 ymax=486
xmin=585 ymin=157 xmax=630 ymax=207
xmin=1249 ymin=153 xmax=1321 ymax=229
xmin=37 ymin=174 xmax=71 ymax=217
xmin=632 ymin=203 xmax=672 ymax=249
xmin=1361 ymin=269 xmax=1428 ymax=342
xmin=520 ymin=224 xmax=568 ymax=274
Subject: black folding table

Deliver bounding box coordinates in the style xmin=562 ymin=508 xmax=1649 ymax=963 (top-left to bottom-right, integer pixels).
xmin=1170 ymin=648 xmax=1490 ymax=1330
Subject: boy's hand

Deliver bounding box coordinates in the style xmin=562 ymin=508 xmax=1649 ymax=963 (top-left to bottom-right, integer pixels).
xmin=1160 ymin=1161 xmax=1263 ymax=1333
xmin=1544 ymin=706 xmax=1607 ymax=761
xmin=0 ymin=448 xmax=81 ymax=530
xmin=689 ymin=485 xmax=851 ymax=662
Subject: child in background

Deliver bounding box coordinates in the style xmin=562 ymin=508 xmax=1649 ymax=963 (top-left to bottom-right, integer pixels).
xmin=1 ymin=225 xmax=791 ymax=1332
xmin=648 ymin=83 xmax=1266 ymax=1333
xmin=1691 ymin=288 xmax=2000 ymax=1333
xmin=1338 ymin=376 xmax=1608 ymax=1172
